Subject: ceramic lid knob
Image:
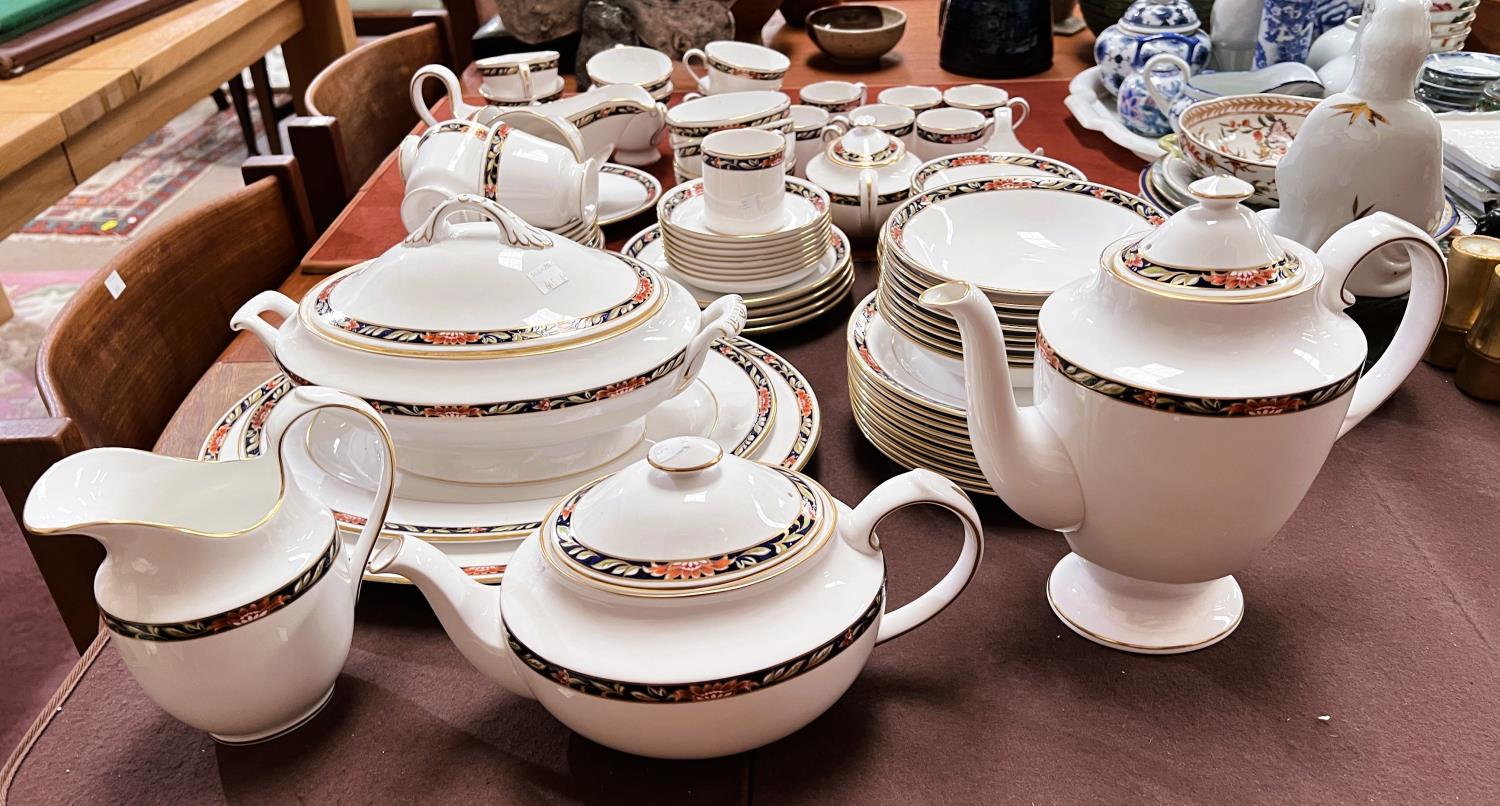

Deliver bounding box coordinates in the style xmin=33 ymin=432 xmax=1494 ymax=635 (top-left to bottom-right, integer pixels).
xmin=830 ymin=118 xmax=904 ymax=167
xmin=647 ymin=436 xmax=724 ymax=474
xmin=1187 ymin=175 xmax=1255 ymax=207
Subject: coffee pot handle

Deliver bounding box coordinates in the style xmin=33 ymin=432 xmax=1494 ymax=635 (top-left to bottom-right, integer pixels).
xmin=404 ymin=194 xmax=553 ymax=250
xmin=1315 ymin=213 xmax=1448 ymax=438
xmin=411 ymin=64 xmax=468 ymax=127
xmin=842 ymin=469 xmax=984 ymax=644
xmin=1005 ymin=97 xmax=1030 ymax=130
xmin=261 ymin=387 xmax=396 ymax=605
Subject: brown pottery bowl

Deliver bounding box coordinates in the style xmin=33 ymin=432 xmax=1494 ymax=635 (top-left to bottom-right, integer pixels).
xmin=806 ymin=4 xmax=907 ymax=66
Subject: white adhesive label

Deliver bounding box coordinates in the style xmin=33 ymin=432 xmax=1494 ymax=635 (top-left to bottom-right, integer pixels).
xmin=528 ymin=261 xmax=568 ymax=294
xmin=104 ymin=270 xmax=126 ymax=299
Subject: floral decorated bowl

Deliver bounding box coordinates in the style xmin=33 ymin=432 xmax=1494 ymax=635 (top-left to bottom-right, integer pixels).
xmin=1177 ymin=94 xmax=1318 ymax=207
xmin=232 ymin=196 xmax=745 ymax=487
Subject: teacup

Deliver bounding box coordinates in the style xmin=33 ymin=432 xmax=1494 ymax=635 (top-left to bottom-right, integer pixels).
xmin=683 ymin=41 xmax=790 ymax=95
xmin=943 ymin=84 xmax=1030 ymax=124
xmin=799 ymin=80 xmax=868 ymax=112
xmin=401 ymin=118 xmax=598 ymax=231
xmin=585 ymin=45 xmax=674 ymax=98
xmin=912 ymin=108 xmax=995 ymax=161
xmin=474 ymin=50 xmax=561 ymax=102
xmin=833 ymin=102 xmax=915 ymax=145
xmin=790 ymin=104 xmax=843 ymax=177
xmin=877 ymin=85 xmax=943 ymax=113
xmin=667 ymin=91 xmax=792 ymax=178
xmin=701 ymin=128 xmax=788 ymax=235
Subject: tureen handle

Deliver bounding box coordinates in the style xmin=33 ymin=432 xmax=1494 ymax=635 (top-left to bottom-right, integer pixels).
xmin=843 ymin=469 xmax=984 ymax=645
xmin=1315 ymin=213 xmax=1448 ymax=438
xmin=260 ymin=386 xmax=396 ymax=607
xmin=404 ymin=195 xmax=554 ymax=251
xmin=677 ymin=295 xmax=748 ymax=392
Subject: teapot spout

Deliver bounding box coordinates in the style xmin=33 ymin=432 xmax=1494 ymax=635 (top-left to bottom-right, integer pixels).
xmin=920 ymin=282 xmax=1085 ymax=531
xmin=368 ymin=536 xmax=533 ymax=699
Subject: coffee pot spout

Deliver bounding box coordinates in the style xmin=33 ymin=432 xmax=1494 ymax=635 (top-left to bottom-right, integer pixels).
xmin=368 ymin=536 xmax=533 ymax=699
xmin=921 ymin=282 xmax=1085 ymax=531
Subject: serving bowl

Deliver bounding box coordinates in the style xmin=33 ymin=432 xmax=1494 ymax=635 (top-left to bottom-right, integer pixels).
xmin=232 ymin=196 xmax=745 ymax=488
xmin=806 ymin=4 xmax=907 ymax=66
xmin=1176 ymin=94 xmax=1317 ymax=206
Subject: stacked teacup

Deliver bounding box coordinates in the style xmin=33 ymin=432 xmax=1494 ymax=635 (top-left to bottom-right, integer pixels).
xmin=655 ymin=128 xmax=833 ymax=296
xmin=474 ymin=50 xmax=564 ymax=106
xmin=666 ymin=91 xmax=794 ymax=182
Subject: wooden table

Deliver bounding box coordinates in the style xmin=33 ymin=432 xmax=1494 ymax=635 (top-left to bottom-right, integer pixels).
xmin=0 ymin=0 xmax=354 ymax=323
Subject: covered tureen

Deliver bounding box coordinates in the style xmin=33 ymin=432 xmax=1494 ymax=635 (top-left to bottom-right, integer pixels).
xmin=804 ymin=119 xmax=921 ymax=239
xmin=232 ymin=196 xmax=745 ymax=485
xmin=370 ymin=435 xmax=983 ymax=759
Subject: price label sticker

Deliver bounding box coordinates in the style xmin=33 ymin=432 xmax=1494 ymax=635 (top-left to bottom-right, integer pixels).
xmin=528 ymin=261 xmax=569 ymax=294
xmin=104 ymin=270 xmax=126 ymax=299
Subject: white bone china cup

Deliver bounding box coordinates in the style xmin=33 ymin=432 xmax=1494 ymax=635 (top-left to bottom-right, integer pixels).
xmin=913 ymin=107 xmax=996 ymax=160
xmin=682 ymin=41 xmax=790 ymax=95
xmin=475 ymin=50 xmax=560 ymax=101
xmin=701 ymin=128 xmax=788 ymax=235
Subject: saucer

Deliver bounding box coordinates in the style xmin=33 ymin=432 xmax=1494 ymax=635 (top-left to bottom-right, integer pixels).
xmin=598 ymin=164 xmax=662 ymax=226
xmin=478 ymin=75 xmax=566 ymax=106
xmin=659 ymin=177 xmax=830 ymax=245
xmin=200 ymin=338 xmax=821 ymax=584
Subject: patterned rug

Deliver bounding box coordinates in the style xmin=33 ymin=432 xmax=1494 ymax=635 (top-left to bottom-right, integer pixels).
xmin=0 ymin=271 xmax=94 ymax=419
xmin=16 ymin=104 xmax=255 ymax=239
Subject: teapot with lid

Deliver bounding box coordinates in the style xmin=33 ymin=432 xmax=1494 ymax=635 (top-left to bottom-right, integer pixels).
xmin=805 ymin=117 xmax=921 ymax=239
xmin=370 ymin=436 xmax=983 ymax=758
xmin=923 ymin=175 xmax=1445 ymax=654
xmin=1095 ymin=0 xmax=1212 ymax=96
xmin=232 ymin=196 xmax=745 ymax=488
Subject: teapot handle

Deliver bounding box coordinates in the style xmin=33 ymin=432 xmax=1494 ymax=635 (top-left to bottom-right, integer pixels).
xmin=1140 ymin=53 xmax=1191 ymax=118
xmin=842 ymin=469 xmax=984 ymax=644
xmin=677 ymin=295 xmax=748 ymax=392
xmin=1005 ymin=97 xmax=1030 ymax=130
xmin=405 ymin=194 xmax=553 ymax=250
xmin=261 ymin=387 xmax=396 ymax=605
xmin=411 ymin=64 xmax=469 ymax=127
xmin=1314 ymin=212 xmax=1448 ymax=438
xmin=857 ymin=168 xmax=879 ymax=237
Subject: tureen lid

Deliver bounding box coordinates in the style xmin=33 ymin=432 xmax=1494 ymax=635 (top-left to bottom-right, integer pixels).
xmin=541 ymin=436 xmax=830 ymax=596
xmin=1119 ymin=0 xmax=1200 ymax=32
xmin=303 ymin=195 xmax=662 ymax=357
xmin=1115 ymin=176 xmax=1303 ymax=299
xmin=827 ymin=118 xmax=906 ymax=168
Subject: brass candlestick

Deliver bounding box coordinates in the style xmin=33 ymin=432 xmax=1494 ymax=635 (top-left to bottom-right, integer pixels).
xmin=1426 ymin=235 xmax=1500 ymax=369
xmin=1456 ymin=265 xmax=1500 ymax=402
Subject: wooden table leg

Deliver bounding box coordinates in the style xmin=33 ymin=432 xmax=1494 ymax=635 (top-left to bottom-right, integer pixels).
xmin=282 ymin=0 xmax=356 ymax=115
xmin=249 ymin=59 xmax=284 ymax=155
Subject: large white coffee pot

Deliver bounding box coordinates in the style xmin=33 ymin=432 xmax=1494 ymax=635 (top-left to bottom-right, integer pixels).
xmin=923 ymin=175 xmax=1446 ymax=654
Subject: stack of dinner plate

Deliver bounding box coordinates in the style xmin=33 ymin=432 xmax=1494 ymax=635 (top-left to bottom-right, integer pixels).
xmin=850 ymin=177 xmax=1164 ymax=492
xmin=653 ymin=176 xmax=834 ymax=295
xmin=623 ymin=224 xmax=855 ymax=335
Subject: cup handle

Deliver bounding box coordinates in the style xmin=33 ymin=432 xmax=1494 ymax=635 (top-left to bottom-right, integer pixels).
xmin=841 ymin=469 xmax=984 ymax=645
xmin=411 ymin=64 xmax=466 ymax=127
xmin=682 ymin=48 xmax=709 ymax=91
xmin=1141 ymin=54 xmax=1190 ymax=118
xmin=823 ymin=115 xmax=849 ymax=143
xmin=1006 ymin=97 xmax=1030 ymax=130
xmin=260 ymin=387 xmax=396 ymax=605
xmin=854 ymin=81 xmax=868 ymax=106
xmin=1314 ymin=213 xmax=1448 ymax=438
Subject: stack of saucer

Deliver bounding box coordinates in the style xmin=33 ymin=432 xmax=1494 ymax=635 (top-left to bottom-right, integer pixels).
xmin=551 ymin=214 xmax=605 ymax=249
xmin=654 ymin=176 xmax=833 ymax=294
xmin=1418 ymin=52 xmax=1500 ymax=112
xmin=623 ymin=224 xmax=854 ymax=334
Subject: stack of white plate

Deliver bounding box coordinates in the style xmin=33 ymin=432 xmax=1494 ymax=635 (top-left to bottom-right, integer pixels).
xmin=551 ymin=215 xmax=605 ymax=249
xmin=623 ymin=224 xmax=854 ymax=334
xmin=654 ymin=176 xmax=834 ymax=295
xmin=852 ymin=177 xmax=1164 ymax=492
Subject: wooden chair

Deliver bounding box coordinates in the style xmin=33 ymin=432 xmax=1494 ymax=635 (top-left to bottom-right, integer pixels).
xmin=0 ymin=156 xmax=315 ymax=653
xmin=287 ymin=15 xmax=452 ymax=233
xmin=354 ymin=0 xmax=479 ymax=69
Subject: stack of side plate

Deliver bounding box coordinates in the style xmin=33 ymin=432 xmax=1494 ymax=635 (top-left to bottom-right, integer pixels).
xmin=655 ymin=177 xmax=834 ymax=295
xmin=874 ymin=177 xmax=1164 ymax=368
xmin=846 ymin=293 xmax=1038 ymax=496
xmin=623 ymin=224 xmax=855 ymax=335
xmin=551 ymin=216 xmax=605 ymax=249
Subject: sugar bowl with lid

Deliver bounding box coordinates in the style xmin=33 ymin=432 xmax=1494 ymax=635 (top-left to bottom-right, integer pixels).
xmin=805 ymin=117 xmax=921 ymax=239
xmin=232 ymin=196 xmax=746 ymax=487
xmin=369 ymin=435 xmax=983 ymax=759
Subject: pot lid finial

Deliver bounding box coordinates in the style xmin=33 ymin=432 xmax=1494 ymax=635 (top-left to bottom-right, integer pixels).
xmin=1115 ymin=176 xmax=1302 ymax=298
xmin=829 ymin=118 xmax=905 ymax=168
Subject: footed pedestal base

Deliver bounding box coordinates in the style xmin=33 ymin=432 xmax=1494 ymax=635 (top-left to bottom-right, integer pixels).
xmin=1046 ymin=553 xmax=1243 ymax=655
xmin=210 ymin=685 xmax=335 ymax=746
